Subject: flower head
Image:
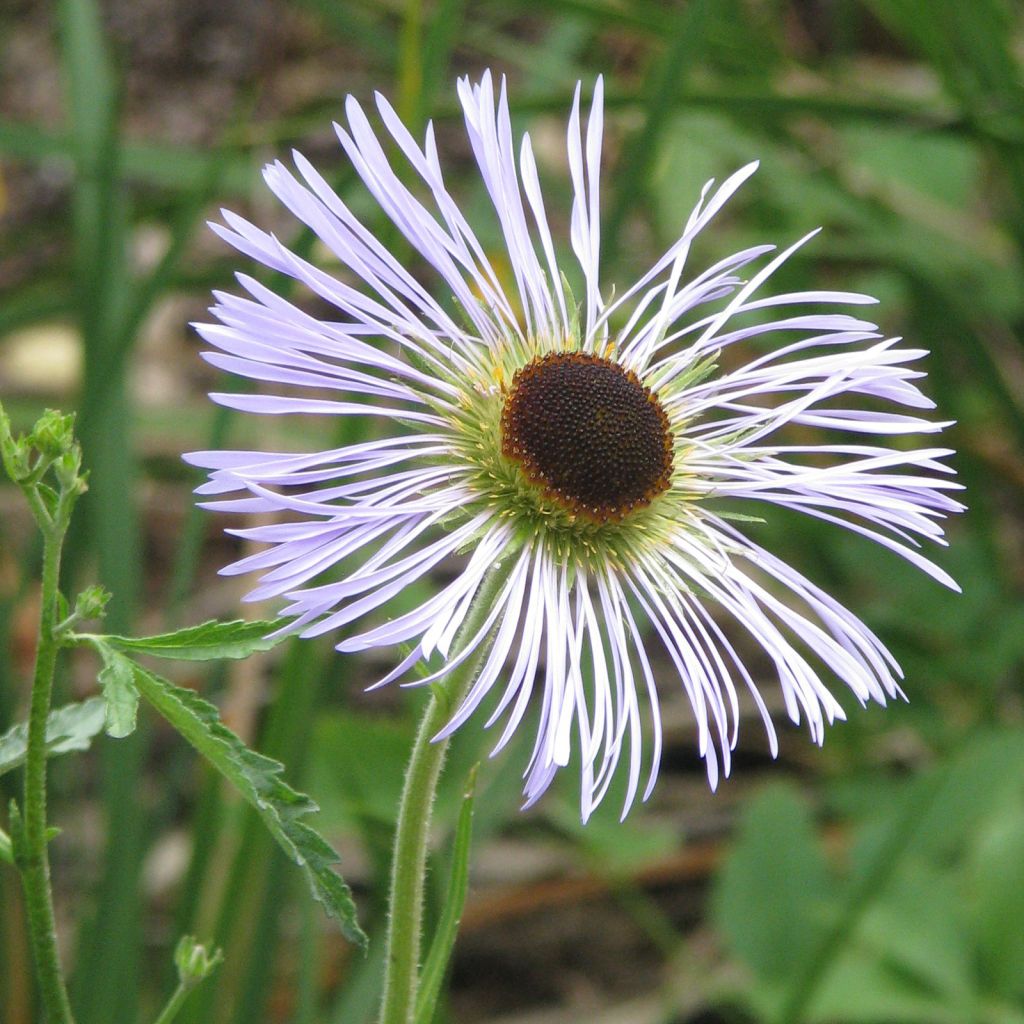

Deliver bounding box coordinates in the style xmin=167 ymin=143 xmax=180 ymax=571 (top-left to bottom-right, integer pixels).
xmin=186 ymin=73 xmax=962 ymax=819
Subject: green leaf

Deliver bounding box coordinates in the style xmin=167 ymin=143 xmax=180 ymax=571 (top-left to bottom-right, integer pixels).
xmin=127 ymin=658 xmax=366 ymax=948
xmin=97 ymin=646 xmax=139 ymax=739
xmin=851 ymin=863 xmax=973 ymax=1009
xmin=97 ymin=619 xmax=289 ymax=662
xmin=415 ymin=765 xmax=478 ymax=1024
xmin=0 ymin=697 xmax=107 ymax=776
xmin=967 ymin=803 xmax=1024 ymax=1000
xmin=807 ymin=946 xmax=966 ymax=1024
xmin=850 ymin=732 xmax=1024 ymax=869
xmin=712 ymin=782 xmax=830 ymax=982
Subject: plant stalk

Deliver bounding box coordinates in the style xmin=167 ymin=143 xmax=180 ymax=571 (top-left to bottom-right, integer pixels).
xmin=20 ymin=516 xmax=76 ymax=1023
xmin=152 ymin=982 xmax=191 ymax=1024
xmin=378 ymin=558 xmax=511 ymax=1024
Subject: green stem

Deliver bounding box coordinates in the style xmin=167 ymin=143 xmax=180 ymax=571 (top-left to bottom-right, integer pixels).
xmin=152 ymin=982 xmax=192 ymax=1024
xmin=378 ymin=559 xmax=512 ymax=1024
xmin=20 ymin=515 xmax=76 ymax=1023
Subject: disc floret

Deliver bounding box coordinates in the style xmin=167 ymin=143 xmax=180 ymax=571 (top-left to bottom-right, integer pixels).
xmin=500 ymin=352 xmax=674 ymax=523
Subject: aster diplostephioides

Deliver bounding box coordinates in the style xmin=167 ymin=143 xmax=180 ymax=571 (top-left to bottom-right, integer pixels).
xmin=186 ymin=73 xmax=962 ymax=819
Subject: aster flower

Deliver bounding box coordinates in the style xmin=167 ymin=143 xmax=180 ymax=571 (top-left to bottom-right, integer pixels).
xmin=186 ymin=72 xmax=962 ymax=820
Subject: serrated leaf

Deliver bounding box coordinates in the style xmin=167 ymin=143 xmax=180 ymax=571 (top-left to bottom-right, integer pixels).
xmin=127 ymin=658 xmax=366 ymax=948
xmin=0 ymin=696 xmax=107 ymax=776
xmin=97 ymin=645 xmax=139 ymax=738
xmin=98 ymin=618 xmax=288 ymax=662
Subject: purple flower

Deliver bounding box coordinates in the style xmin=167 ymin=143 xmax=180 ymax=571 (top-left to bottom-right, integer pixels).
xmin=186 ymin=72 xmax=962 ymax=819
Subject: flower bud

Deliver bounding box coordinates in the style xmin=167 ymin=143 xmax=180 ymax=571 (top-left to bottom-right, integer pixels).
xmin=74 ymin=585 xmax=111 ymax=622
xmin=174 ymin=935 xmax=223 ymax=988
xmin=30 ymin=410 xmax=76 ymax=461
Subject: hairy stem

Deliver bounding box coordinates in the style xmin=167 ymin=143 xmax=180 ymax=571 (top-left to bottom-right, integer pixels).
xmin=378 ymin=558 xmax=511 ymax=1024
xmin=20 ymin=516 xmax=76 ymax=1023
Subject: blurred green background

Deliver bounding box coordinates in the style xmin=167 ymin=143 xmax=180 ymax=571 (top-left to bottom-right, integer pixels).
xmin=2 ymin=1 xmax=1023 ymax=1022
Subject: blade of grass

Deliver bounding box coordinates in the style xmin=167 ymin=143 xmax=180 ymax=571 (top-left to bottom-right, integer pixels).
xmin=601 ymin=0 xmax=713 ymax=267
xmin=397 ymin=0 xmax=424 ymax=126
xmin=109 ymin=110 xmax=251 ymax=372
xmin=0 ymin=119 xmax=257 ymax=194
xmin=55 ymin=2 xmax=146 ymax=1021
xmin=293 ymin=876 xmax=324 ymax=1024
xmin=414 ymin=765 xmax=478 ymax=1024
xmin=419 ymin=0 xmax=467 ymax=127
xmin=227 ymin=841 xmax=292 ymax=1023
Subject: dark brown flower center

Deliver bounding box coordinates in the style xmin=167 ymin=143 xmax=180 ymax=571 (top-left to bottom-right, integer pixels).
xmin=500 ymin=352 xmax=674 ymax=523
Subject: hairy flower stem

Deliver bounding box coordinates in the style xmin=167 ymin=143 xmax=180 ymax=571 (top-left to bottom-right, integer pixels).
xmin=21 ymin=514 xmax=76 ymax=1023
xmin=378 ymin=559 xmax=511 ymax=1024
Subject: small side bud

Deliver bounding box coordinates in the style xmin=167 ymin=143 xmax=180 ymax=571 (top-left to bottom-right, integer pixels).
xmin=54 ymin=447 xmax=86 ymax=495
xmin=74 ymin=585 xmax=112 ymax=622
xmin=174 ymin=935 xmax=224 ymax=989
xmin=7 ymin=799 xmax=26 ymax=868
xmin=0 ymin=406 xmax=32 ymax=483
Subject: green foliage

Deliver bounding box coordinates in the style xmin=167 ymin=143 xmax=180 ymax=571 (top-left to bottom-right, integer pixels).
xmin=713 ymin=735 xmax=1024 ymax=1024
xmin=713 ymin=784 xmax=830 ymax=986
xmin=967 ymin=812 xmax=1024 ymax=1001
xmin=307 ymin=712 xmax=415 ymax=831
xmin=99 ymin=619 xmax=289 ymax=662
xmin=28 ymin=410 xmax=77 ymax=462
xmin=125 ymin=657 xmax=366 ymax=949
xmin=96 ymin=646 xmax=139 ymax=739
xmin=0 ymin=698 xmax=106 ymax=776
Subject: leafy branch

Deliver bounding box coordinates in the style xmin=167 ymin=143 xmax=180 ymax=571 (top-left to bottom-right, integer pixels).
xmin=64 ymin=622 xmax=367 ymax=949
